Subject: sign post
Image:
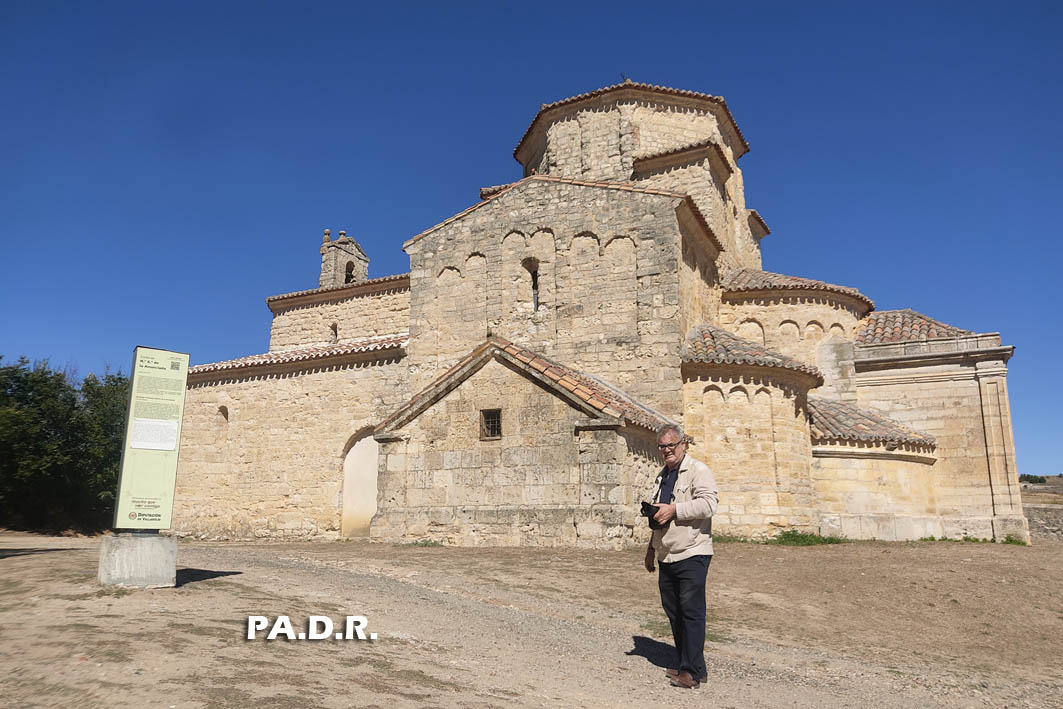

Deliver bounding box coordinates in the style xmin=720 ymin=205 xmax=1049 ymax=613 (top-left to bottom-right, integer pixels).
xmin=98 ymin=346 xmax=189 ymax=588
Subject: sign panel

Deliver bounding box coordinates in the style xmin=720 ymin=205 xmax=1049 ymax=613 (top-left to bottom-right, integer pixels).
xmin=113 ymin=346 xmax=190 ymax=529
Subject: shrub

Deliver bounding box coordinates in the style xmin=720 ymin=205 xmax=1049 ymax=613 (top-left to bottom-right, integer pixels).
xmin=1019 ymin=474 xmax=1047 ymax=484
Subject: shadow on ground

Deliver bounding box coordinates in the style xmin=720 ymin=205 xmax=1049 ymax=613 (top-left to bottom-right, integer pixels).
xmin=626 ymin=635 xmax=675 ymax=669
xmin=0 ymin=547 xmax=78 ymax=560
xmin=175 ymin=568 xmax=242 ymax=587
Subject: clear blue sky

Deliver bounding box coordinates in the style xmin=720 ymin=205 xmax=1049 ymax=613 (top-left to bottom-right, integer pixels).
xmin=2 ymin=2 xmax=1060 ymax=474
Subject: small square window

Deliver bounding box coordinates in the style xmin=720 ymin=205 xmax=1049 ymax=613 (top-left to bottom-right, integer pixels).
xmin=480 ymin=409 xmax=502 ymax=440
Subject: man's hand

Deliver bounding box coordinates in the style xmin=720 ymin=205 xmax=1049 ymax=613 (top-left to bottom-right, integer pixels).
xmin=653 ymin=502 xmax=677 ymax=526
xmin=644 ymin=544 xmax=655 ymax=573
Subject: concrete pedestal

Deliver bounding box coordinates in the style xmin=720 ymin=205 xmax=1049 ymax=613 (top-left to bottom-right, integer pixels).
xmin=98 ymin=533 xmax=177 ymax=588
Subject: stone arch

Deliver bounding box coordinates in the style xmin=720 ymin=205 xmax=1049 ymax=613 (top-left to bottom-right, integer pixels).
xmin=737 ymin=319 xmax=765 ymax=345
xmin=805 ymin=321 xmax=824 ymax=338
xmin=437 ymin=265 xmax=461 ymax=280
xmin=727 ymin=386 xmax=750 ymax=403
xmin=779 ymin=320 xmax=800 ymax=341
xmin=829 ymin=322 xmax=846 ymax=337
xmin=341 ymin=428 xmax=379 ymax=538
xmin=502 ymin=229 xmax=527 ymax=248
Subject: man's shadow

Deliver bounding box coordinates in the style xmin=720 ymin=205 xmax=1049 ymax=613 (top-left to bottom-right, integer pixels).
xmin=626 ymin=635 xmax=675 ymax=669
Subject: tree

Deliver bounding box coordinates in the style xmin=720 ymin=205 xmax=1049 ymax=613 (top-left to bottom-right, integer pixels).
xmin=0 ymin=356 xmax=129 ymax=531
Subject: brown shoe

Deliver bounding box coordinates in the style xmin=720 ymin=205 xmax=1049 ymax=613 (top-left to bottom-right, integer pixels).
xmin=664 ymin=668 xmax=680 ymax=678
xmin=669 ymin=671 xmax=700 ymax=689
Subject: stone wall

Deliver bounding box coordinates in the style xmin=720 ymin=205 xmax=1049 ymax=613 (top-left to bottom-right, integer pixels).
xmin=371 ymin=358 xmax=660 ymax=548
xmin=853 ymin=338 xmax=1027 ymax=541
xmin=268 ymin=287 xmax=410 ymax=352
xmin=681 ymin=368 xmax=818 ymax=538
xmin=404 ymin=179 xmax=689 ymax=417
xmin=1023 ymin=505 xmax=1063 ymax=542
xmin=172 ymin=354 xmax=407 ymax=539
xmin=811 ymin=444 xmax=941 ymax=540
xmin=718 ymin=295 xmax=865 ymax=369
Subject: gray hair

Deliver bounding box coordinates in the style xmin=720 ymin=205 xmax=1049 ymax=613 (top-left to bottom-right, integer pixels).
xmin=656 ymin=423 xmax=684 ymax=442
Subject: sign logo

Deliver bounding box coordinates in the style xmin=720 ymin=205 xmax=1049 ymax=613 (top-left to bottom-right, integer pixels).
xmin=128 ymin=512 xmax=138 ymax=520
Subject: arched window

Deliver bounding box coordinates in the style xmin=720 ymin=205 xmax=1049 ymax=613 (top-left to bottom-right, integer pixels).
xmin=522 ymin=257 xmax=540 ymax=311
xmin=329 ymin=323 xmax=338 ymax=343
xmin=344 ymin=261 xmax=355 ymax=284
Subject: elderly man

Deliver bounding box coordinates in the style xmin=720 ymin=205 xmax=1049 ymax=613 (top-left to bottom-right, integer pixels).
xmin=644 ymin=424 xmax=719 ymax=689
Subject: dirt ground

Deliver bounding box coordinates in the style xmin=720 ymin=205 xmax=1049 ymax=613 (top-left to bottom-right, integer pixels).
xmin=2 ymin=531 xmax=1060 ymax=708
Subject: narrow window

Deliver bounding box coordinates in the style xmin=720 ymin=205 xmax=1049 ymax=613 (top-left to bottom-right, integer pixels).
xmin=522 ymin=257 xmax=540 ymax=312
xmin=344 ymin=261 xmax=356 ymax=283
xmin=330 ymin=323 xmax=338 ymax=343
xmin=480 ymin=409 xmax=502 ymax=440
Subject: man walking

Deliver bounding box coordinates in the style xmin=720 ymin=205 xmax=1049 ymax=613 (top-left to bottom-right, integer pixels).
xmin=644 ymin=424 xmax=719 ymax=689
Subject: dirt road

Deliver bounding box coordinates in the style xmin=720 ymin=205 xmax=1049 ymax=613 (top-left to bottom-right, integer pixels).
xmin=2 ymin=532 xmax=1060 ymax=708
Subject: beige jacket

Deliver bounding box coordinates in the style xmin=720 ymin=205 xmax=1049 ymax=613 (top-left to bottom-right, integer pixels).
xmin=650 ymin=454 xmax=719 ymax=563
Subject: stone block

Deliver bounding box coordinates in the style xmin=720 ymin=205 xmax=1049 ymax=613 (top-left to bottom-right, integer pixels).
xmin=98 ymin=534 xmax=177 ymax=589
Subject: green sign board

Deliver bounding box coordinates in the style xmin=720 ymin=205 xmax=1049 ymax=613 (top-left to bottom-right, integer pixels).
xmin=113 ymin=346 xmax=190 ymax=529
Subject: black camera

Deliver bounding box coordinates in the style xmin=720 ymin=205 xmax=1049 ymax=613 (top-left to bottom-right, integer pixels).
xmin=641 ymin=501 xmax=667 ymax=530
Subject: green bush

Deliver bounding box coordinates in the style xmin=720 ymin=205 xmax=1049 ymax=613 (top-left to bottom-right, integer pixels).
xmin=770 ymin=529 xmax=848 ymax=546
xmin=1019 ymin=474 xmax=1047 ymax=484
xmin=0 ymin=356 xmax=129 ymax=532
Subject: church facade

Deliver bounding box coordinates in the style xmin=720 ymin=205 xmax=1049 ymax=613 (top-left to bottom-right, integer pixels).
xmin=173 ymin=82 xmax=1028 ymax=546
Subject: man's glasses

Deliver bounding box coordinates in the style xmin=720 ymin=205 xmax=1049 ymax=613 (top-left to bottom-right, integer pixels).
xmin=657 ymin=441 xmax=682 ymax=451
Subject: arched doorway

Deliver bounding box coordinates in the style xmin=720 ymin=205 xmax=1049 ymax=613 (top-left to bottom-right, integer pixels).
xmin=341 ymin=432 xmax=378 ymax=537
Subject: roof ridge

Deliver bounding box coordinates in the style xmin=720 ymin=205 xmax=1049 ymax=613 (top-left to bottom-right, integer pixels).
xmin=404 ymin=175 xmax=722 ymax=252
xmin=721 ymin=268 xmax=874 ymax=310
xmin=376 ymin=338 xmax=676 ymax=435
xmin=514 ymin=81 xmax=749 ymax=161
xmin=266 ymin=272 xmax=411 ymax=303
xmin=188 ymin=333 xmax=409 ymax=376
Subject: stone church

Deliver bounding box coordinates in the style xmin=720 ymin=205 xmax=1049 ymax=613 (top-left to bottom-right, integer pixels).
xmin=173 ymin=81 xmax=1028 ymax=546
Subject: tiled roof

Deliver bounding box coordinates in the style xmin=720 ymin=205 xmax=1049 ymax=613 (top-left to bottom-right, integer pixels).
xmin=266 ymin=273 xmax=410 ymax=304
xmin=514 ymin=81 xmax=749 ymax=161
xmin=405 ymin=174 xmax=723 ymax=253
xmin=376 ymin=336 xmax=675 ymax=434
xmin=855 ymin=309 xmax=973 ymax=345
xmin=808 ymin=396 xmax=936 ymax=449
xmin=722 ymin=269 xmax=874 ymax=309
xmin=682 ymin=324 xmax=823 ymax=383
xmin=188 ymin=333 xmax=408 ymax=376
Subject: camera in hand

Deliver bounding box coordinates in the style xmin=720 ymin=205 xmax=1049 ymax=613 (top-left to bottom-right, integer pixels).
xmin=641 ymin=501 xmax=667 ymax=530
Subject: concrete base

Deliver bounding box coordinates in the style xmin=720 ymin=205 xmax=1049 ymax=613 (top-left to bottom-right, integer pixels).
xmin=98 ymin=533 xmax=177 ymax=589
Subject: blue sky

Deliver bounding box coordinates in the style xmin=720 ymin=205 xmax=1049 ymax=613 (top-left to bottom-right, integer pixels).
xmin=2 ymin=1 xmax=1060 ymax=473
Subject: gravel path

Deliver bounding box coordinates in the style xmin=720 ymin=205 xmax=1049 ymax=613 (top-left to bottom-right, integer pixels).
xmin=2 ymin=533 xmax=1060 ymax=708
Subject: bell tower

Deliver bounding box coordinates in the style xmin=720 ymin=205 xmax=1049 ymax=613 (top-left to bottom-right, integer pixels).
xmin=319 ymin=229 xmax=369 ymax=288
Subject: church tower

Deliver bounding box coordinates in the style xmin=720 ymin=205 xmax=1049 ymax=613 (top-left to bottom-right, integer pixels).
xmin=319 ymin=229 xmax=369 ymax=287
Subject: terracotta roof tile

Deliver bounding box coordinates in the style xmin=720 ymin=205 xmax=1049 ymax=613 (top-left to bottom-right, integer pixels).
xmin=188 ymin=333 xmax=408 ymax=376
xmin=855 ymin=309 xmax=972 ymax=345
xmin=376 ymin=336 xmax=676 ymax=434
xmin=514 ymin=81 xmax=749 ymax=161
xmin=722 ymin=269 xmax=874 ymax=309
xmin=682 ymin=324 xmax=823 ymax=383
xmin=266 ymin=273 xmax=410 ymax=304
xmin=808 ymin=396 xmax=936 ymax=449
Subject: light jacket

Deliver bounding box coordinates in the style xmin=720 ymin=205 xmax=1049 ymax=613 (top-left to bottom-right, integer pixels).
xmin=651 ymin=454 xmax=719 ymax=563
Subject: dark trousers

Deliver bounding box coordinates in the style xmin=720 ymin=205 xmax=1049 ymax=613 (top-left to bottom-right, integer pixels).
xmin=658 ymin=554 xmax=711 ymax=680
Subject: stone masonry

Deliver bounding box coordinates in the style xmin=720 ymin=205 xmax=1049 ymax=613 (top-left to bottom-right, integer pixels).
xmin=172 ymin=81 xmax=1028 ymax=544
